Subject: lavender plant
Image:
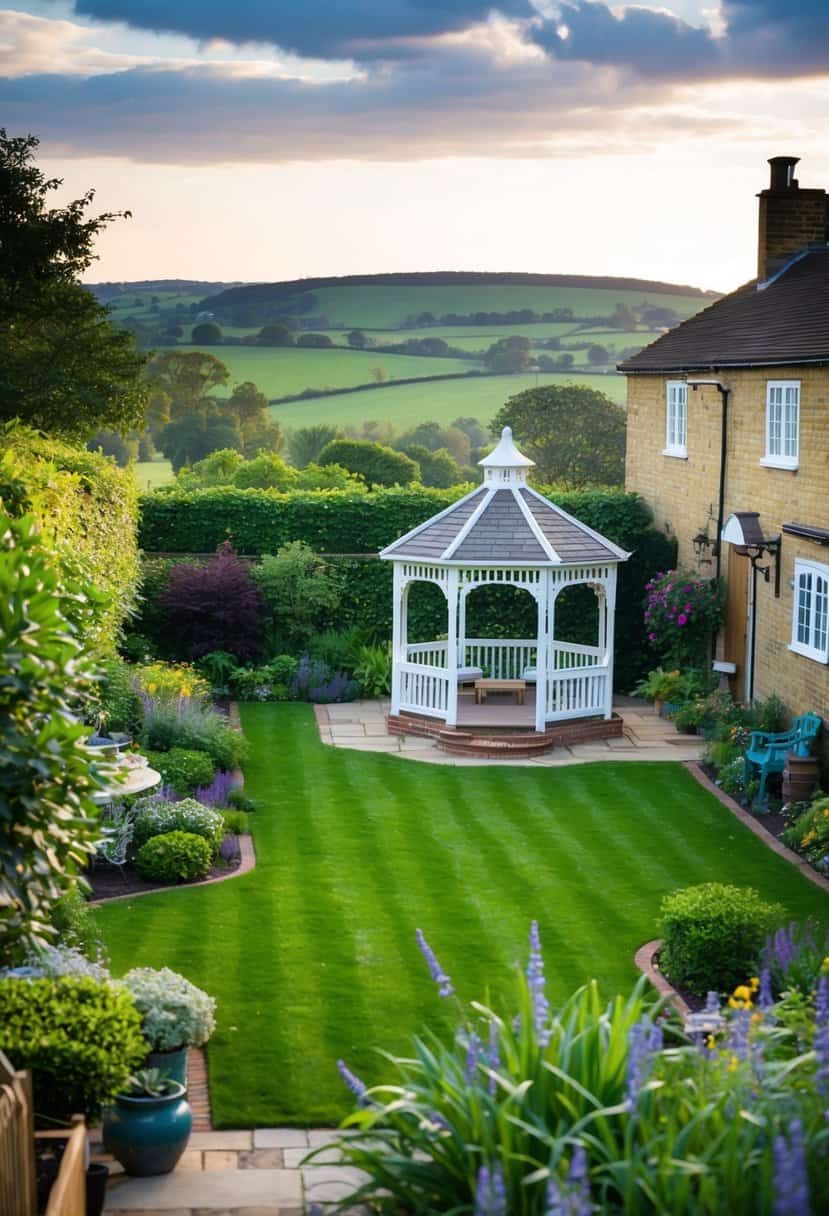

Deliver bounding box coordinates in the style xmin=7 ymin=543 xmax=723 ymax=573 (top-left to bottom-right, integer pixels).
xmin=313 ymin=925 xmax=829 ymax=1215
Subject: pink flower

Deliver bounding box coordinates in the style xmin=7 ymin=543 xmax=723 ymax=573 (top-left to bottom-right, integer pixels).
xmin=684 ymin=603 xmax=692 ymax=612
xmin=677 ymin=614 xmax=688 ymax=626
xmin=648 ymin=632 xmax=657 ymax=642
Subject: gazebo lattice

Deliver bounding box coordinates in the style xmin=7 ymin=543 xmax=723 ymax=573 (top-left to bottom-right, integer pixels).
xmin=380 ymin=428 xmax=630 ymax=734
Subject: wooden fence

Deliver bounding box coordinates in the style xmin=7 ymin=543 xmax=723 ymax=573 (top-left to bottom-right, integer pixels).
xmin=0 ymin=1050 xmax=36 ymax=1216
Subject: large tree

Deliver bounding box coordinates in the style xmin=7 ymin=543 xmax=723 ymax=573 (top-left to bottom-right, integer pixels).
xmin=146 ymin=350 xmax=230 ymax=415
xmin=0 ymin=129 xmax=147 ymax=438
xmin=492 ymin=384 xmax=626 ymax=487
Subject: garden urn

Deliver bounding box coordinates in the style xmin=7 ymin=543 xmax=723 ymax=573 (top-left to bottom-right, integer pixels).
xmin=103 ymin=1082 xmax=192 ymax=1176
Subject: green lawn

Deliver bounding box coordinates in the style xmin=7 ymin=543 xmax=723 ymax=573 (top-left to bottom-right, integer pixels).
xmin=271 ymin=371 xmax=627 ymax=431
xmin=133 ymin=460 xmax=174 ymax=490
xmin=175 ymin=344 xmax=478 ymax=400
xmin=95 ymin=705 xmax=828 ymax=1128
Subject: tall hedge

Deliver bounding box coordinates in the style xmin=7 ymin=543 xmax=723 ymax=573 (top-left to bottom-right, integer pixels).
xmin=136 ymin=485 xmax=675 ymax=689
xmin=0 ymin=427 xmax=139 ymax=653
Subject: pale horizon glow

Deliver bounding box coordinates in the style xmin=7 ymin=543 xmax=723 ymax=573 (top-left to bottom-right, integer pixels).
xmin=4 ymin=1 xmax=829 ymax=292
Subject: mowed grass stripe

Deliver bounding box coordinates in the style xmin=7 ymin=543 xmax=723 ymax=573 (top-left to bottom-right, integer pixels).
xmin=96 ymin=704 xmax=829 ymax=1126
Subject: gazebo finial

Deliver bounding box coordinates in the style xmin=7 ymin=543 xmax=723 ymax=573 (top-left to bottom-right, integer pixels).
xmin=478 ymin=426 xmax=535 ymax=484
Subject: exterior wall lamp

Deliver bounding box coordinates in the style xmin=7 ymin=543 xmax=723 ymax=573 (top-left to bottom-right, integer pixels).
xmin=692 ymin=530 xmax=715 ymax=566
xmin=721 ymin=512 xmax=781 ymax=598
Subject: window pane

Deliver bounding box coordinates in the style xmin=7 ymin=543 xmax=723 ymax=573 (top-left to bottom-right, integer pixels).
xmin=677 ymin=387 xmax=687 ymax=446
xmin=815 ymin=575 xmax=828 ymax=654
xmin=797 ymin=572 xmax=812 ymax=644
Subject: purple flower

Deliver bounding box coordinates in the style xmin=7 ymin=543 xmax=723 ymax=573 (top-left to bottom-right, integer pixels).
xmin=677 ymin=614 xmax=688 ymax=627
xmin=194 ymin=769 xmax=237 ymax=808
xmin=626 ymin=1015 xmax=663 ymax=1108
xmin=816 ymin=976 xmax=829 ymax=1095
xmin=728 ymin=1007 xmax=751 ymax=1061
xmin=648 ymin=632 xmax=657 ymax=642
xmin=527 ymin=921 xmax=551 ymax=1047
xmin=464 ymin=1031 xmax=481 ymax=1083
xmin=758 ymin=967 xmax=775 ymax=1011
xmin=762 ymin=925 xmax=796 ymax=974
xmin=545 ymin=1146 xmax=591 ymax=1215
xmin=336 ymin=1059 xmax=368 ymax=1105
xmin=416 ymin=929 xmax=454 ymax=997
xmin=773 ymin=1120 xmax=811 ymax=1215
xmin=475 ymin=1164 xmax=507 ymax=1216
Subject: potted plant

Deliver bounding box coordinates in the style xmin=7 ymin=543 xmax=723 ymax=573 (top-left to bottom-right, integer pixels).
xmin=120 ymin=967 xmax=216 ymax=1088
xmin=103 ymin=1069 xmax=192 ymax=1176
xmin=634 ymin=667 xmax=684 ymax=717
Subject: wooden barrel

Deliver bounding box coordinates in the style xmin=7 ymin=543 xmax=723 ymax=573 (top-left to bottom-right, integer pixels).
xmin=782 ymin=753 xmax=820 ymax=802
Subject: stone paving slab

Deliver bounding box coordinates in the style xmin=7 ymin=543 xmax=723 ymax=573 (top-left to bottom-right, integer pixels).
xmin=254 ymin=1129 xmax=310 ymax=1150
xmin=104 ymin=1168 xmax=302 ymax=1212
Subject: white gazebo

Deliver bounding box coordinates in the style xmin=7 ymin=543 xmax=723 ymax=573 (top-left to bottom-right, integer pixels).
xmin=380 ymin=428 xmax=630 ymax=735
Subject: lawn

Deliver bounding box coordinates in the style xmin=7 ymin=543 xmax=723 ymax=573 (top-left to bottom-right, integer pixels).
xmin=133 ymin=459 xmax=174 ymax=490
xmin=271 ymin=371 xmax=627 ymax=432
xmin=175 ymin=344 xmax=478 ymax=400
xmin=95 ymin=704 xmax=829 ymax=1128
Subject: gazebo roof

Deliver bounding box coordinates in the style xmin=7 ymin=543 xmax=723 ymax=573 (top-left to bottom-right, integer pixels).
xmin=380 ymin=428 xmax=630 ymax=567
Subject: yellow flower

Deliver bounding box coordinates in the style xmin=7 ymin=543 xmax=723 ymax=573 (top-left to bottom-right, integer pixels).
xmin=749 ymin=977 xmax=759 ymax=991
xmin=727 ymin=1055 xmax=739 ymax=1072
xmin=706 ymin=1034 xmax=716 ymax=1050
xmin=732 ymin=985 xmax=752 ymax=1002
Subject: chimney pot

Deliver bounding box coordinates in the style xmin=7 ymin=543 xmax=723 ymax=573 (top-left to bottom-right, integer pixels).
xmin=768 ymin=155 xmax=800 ymax=192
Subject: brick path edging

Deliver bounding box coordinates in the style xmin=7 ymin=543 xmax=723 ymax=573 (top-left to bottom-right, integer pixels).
xmin=684 ymin=761 xmax=829 ymax=895
xmin=90 ymin=833 xmax=256 ymax=906
xmin=634 ymin=939 xmax=691 ymax=1017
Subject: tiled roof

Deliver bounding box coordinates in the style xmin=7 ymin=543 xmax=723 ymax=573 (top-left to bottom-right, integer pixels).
xmin=381 ymin=486 xmax=627 ymax=566
xmin=619 ymin=248 xmax=829 ymax=373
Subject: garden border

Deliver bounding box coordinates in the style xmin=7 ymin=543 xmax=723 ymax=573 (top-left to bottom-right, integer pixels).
xmin=683 ymin=761 xmax=829 ymax=895
xmin=89 ymin=834 xmax=256 ymax=906
xmin=634 ymin=940 xmax=691 ymax=1018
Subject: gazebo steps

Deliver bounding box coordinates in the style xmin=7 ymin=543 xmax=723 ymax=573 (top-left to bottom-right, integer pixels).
xmin=387 ymin=712 xmax=624 ymax=756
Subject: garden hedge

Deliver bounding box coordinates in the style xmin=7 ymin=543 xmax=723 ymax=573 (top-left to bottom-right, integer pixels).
xmin=1 ymin=427 xmax=139 ymax=653
xmin=135 ymin=485 xmax=675 ymax=689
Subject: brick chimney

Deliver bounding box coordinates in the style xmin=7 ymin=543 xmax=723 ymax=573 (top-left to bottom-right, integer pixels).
xmin=757 ymin=156 xmax=829 ymax=281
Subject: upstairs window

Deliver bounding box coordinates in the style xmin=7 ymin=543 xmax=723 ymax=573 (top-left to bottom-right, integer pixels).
xmin=791 ymin=558 xmax=829 ymax=663
xmin=664 ymin=381 xmax=687 ymax=457
xmin=763 ymin=380 xmax=799 ymax=469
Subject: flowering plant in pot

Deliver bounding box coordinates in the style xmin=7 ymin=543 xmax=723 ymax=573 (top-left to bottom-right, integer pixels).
xmin=120 ymin=967 xmax=216 ymax=1086
xmin=103 ymin=1068 xmax=192 ymax=1177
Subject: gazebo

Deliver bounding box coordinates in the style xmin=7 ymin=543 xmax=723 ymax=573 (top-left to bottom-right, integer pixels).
xmin=380 ymin=428 xmax=630 ymax=736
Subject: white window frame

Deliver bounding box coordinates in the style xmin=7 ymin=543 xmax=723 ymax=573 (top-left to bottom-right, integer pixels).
xmin=663 ymin=380 xmax=688 ymax=458
xmin=790 ymin=557 xmax=829 ymax=663
xmin=761 ymin=380 xmax=800 ymax=470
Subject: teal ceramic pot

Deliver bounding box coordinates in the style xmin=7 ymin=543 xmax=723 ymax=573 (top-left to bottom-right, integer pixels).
xmin=103 ymin=1083 xmax=192 ymax=1176
xmin=147 ymin=1046 xmax=189 ymax=1087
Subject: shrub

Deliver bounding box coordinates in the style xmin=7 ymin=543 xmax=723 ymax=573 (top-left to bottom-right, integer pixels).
xmin=644 ymin=569 xmax=725 ymax=668
xmin=2 ymin=427 xmax=139 ymax=654
xmin=159 ymin=542 xmax=264 ymax=661
xmin=197 ymin=649 xmax=238 ymax=693
xmin=0 ymin=976 xmax=145 ymax=1120
xmin=134 ymin=660 xmax=210 ymax=703
xmin=252 ymin=541 xmax=341 ymax=652
xmin=0 ymin=513 xmax=101 ymax=964
xmin=121 ymin=966 xmax=216 ymax=1051
xmin=290 ymin=654 xmax=358 ymax=702
xmin=659 ymin=884 xmax=786 ymax=996
xmin=226 ymin=788 xmax=257 ymax=812
xmin=94 ymin=657 xmax=144 ymax=735
xmin=222 ymin=809 xmax=250 ymax=835
xmin=2 ymin=943 xmax=109 ymax=982
xmin=307 ymin=627 xmax=368 ymax=672
xmin=353 ymin=643 xmax=392 ymax=697
xmin=135 ymin=831 xmax=213 ymax=883
xmin=229 ymin=658 xmax=298 ymax=701
xmin=141 ymin=698 xmax=247 ymax=770
xmin=50 ymin=885 xmax=104 ymax=961
xmin=143 ymin=748 xmax=216 ymax=795
xmin=132 ymin=797 xmax=224 ymax=850
xmin=781 ymin=796 xmax=829 ymax=867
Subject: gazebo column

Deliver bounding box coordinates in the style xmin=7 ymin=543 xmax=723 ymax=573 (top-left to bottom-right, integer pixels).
xmin=458 ymin=586 xmax=468 ymax=672
xmin=390 ymin=564 xmax=405 ymax=715
xmin=535 ymin=572 xmax=551 ymax=734
xmin=445 ymin=568 xmax=460 ymax=726
xmin=603 ymin=569 xmax=617 ymax=720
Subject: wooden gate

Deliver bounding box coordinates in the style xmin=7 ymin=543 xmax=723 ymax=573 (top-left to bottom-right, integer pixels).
xmin=0 ymin=1051 xmax=37 ymax=1216
xmin=724 ymin=545 xmax=749 ymax=699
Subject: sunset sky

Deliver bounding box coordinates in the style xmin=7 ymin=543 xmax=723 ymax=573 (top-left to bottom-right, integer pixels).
xmin=2 ymin=1 xmax=827 ymax=291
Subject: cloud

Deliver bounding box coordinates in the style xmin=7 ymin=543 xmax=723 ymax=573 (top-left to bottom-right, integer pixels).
xmin=533 ymin=1 xmax=829 ymax=81
xmin=67 ymin=0 xmax=536 ymax=60
xmin=0 ymin=8 xmax=154 ymax=75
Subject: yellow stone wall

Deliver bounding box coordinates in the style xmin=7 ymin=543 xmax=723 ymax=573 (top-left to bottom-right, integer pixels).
xmin=625 ymin=366 xmax=829 ymax=728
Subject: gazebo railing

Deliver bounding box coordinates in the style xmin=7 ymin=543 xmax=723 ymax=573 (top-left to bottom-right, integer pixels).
xmin=463 ymin=638 xmax=603 ymax=679
xmin=546 ymin=665 xmax=609 ymax=720
xmin=406 ymin=641 xmax=448 ymax=668
xmin=398 ymin=662 xmax=450 ymax=717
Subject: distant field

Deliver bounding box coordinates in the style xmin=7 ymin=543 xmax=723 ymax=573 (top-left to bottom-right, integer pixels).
xmin=134 ymin=460 xmax=174 ymax=490
xmin=310 ymin=283 xmax=710 ymax=329
xmin=175 ymin=345 xmax=478 ymax=399
xmin=270 ymin=371 xmax=627 ymax=432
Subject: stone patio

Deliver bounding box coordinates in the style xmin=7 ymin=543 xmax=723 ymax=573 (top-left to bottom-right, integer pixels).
xmin=99 ymin=1128 xmax=366 ymax=1215
xmin=314 ymin=698 xmax=706 ymax=766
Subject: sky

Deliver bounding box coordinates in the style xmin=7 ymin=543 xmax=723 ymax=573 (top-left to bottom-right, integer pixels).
xmin=2 ymin=1 xmax=828 ymax=291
